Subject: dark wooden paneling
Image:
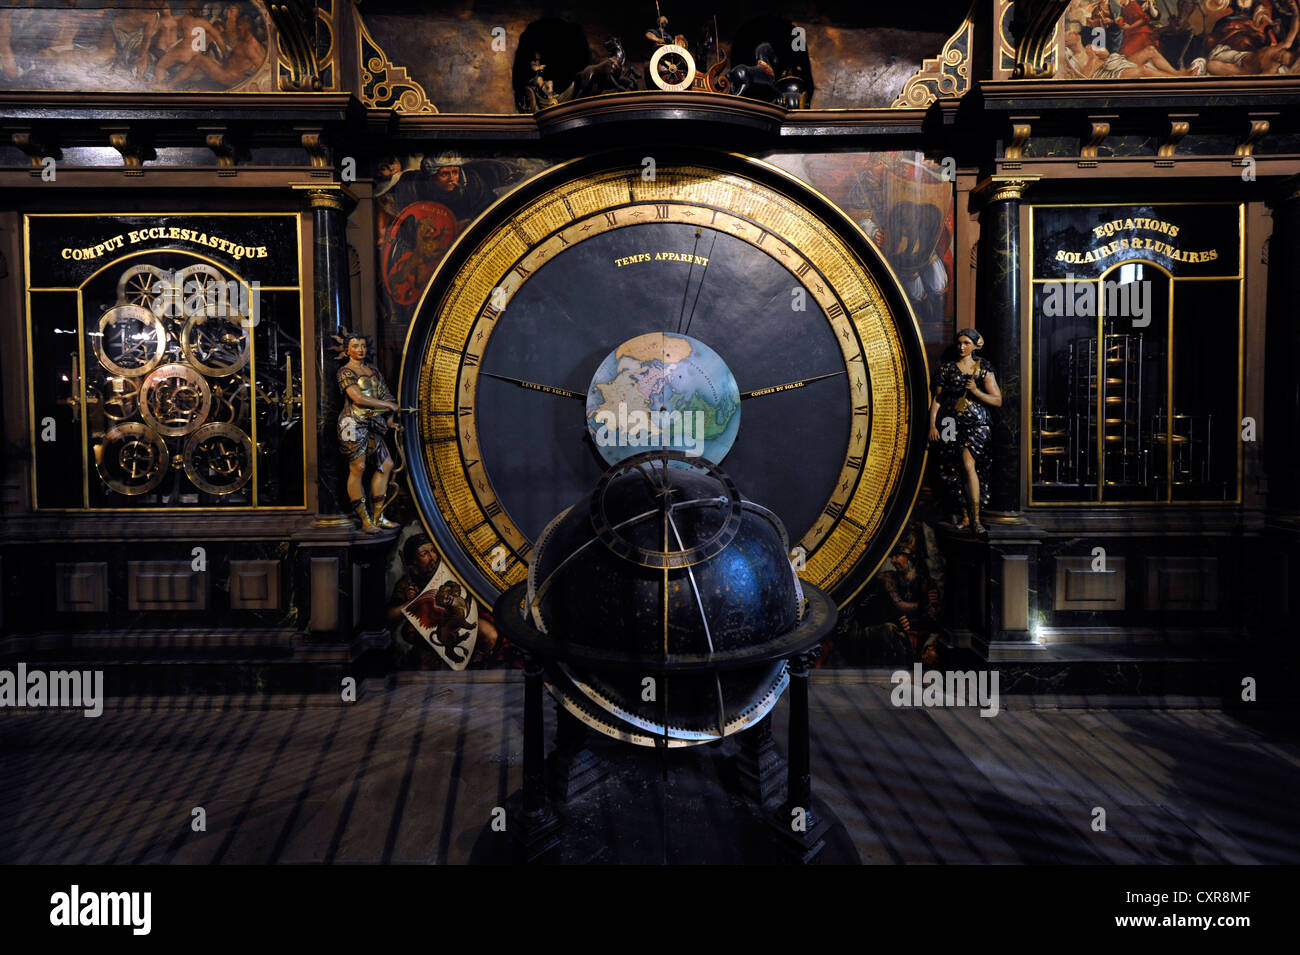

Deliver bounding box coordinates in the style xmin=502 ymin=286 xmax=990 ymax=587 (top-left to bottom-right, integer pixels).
xmin=1144 ymin=557 xmax=1219 ymax=613
xmin=55 ymin=562 xmax=108 ymax=613
xmin=229 ymin=559 xmax=282 ymax=612
xmin=127 ymin=561 xmax=207 ymax=611
xmin=1054 ymin=556 xmax=1125 ymax=611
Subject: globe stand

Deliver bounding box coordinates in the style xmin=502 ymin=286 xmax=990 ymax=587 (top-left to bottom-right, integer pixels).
xmin=547 ymin=703 xmax=608 ymax=803
xmin=736 ymin=712 xmax=784 ymax=808
xmin=516 ymin=653 xmax=560 ymax=863
xmin=495 ymin=579 xmax=839 ymax=864
xmin=768 ymin=648 xmax=833 ymax=863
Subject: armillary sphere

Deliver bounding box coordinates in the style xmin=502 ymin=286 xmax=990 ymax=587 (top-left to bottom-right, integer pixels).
xmin=182 ymin=422 xmax=253 ymax=495
xmin=649 ymin=44 xmax=696 ymax=92
xmin=98 ymin=422 xmax=169 ymax=495
xmin=139 ymin=363 xmax=212 ymax=436
xmin=181 ymin=313 xmax=249 ymax=377
xmin=94 ymin=304 xmax=168 ymax=378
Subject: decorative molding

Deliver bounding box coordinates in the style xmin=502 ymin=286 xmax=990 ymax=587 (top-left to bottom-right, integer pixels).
xmin=10 ymin=128 xmax=60 ymax=170
xmin=1156 ymin=118 xmax=1192 ymax=164
xmin=891 ymin=3 xmax=974 ymax=108
xmin=998 ymin=121 xmax=1029 ymax=162
xmin=997 ymin=1 xmax=1019 ymax=79
xmin=1236 ymin=117 xmax=1273 ymax=158
xmin=270 ymin=0 xmax=323 ymax=91
xmin=1078 ymin=117 xmax=1113 ymax=166
xmin=1010 ymin=0 xmax=1068 ymax=79
xmin=299 ymin=130 xmax=331 ymax=169
xmin=199 ymin=126 xmax=238 ymax=173
xmin=105 ymin=127 xmax=154 ymax=176
xmin=357 ymin=11 xmax=435 ymax=113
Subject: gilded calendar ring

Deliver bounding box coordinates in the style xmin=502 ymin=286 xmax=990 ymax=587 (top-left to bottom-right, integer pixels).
xmin=182 ymin=422 xmax=253 ymax=495
xmin=140 ymin=363 xmax=212 ymax=437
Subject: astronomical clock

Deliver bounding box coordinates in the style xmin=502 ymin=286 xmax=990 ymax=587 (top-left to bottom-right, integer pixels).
xmin=399 ymin=150 xmax=929 ymax=610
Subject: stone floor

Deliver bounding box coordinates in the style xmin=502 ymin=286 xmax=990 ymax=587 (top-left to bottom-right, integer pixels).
xmin=2 ymin=671 xmax=1297 ymax=864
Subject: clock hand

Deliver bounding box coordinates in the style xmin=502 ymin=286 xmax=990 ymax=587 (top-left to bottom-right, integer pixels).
xmin=676 ymin=228 xmax=702 ymax=335
xmin=681 ymin=228 xmax=720 ymax=339
xmin=479 ymin=371 xmax=586 ymax=400
xmin=740 ymin=370 xmax=845 ymax=399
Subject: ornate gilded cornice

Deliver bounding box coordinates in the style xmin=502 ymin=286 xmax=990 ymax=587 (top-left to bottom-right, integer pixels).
xmin=357 ymin=11 xmax=435 ymax=113
xmin=1007 ymin=0 xmax=1069 ymax=79
xmin=269 ymin=0 xmax=325 ymax=91
xmin=891 ymin=3 xmax=974 ymax=108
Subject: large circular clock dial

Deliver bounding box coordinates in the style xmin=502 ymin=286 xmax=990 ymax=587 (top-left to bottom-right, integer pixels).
xmin=400 ymin=149 xmax=929 ymax=608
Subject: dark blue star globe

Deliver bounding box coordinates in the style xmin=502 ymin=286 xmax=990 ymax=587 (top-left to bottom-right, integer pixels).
xmin=526 ymin=452 xmax=805 ymax=747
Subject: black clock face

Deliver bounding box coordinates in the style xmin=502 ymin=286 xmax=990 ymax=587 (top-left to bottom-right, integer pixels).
xmin=401 ymin=149 xmax=929 ymax=608
xmin=473 ymin=220 xmax=850 ymax=543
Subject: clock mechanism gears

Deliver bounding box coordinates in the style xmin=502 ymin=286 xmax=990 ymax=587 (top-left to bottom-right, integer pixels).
xmin=139 ymin=363 xmax=212 ymax=436
xmin=76 ymin=258 xmax=300 ymax=502
xmin=97 ymin=422 xmax=169 ymax=496
xmin=183 ymin=423 xmax=254 ymax=495
xmin=93 ymin=304 xmax=168 ymax=378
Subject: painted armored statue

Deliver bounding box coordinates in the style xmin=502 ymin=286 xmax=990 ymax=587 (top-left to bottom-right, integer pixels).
xmin=333 ymin=330 xmax=403 ymax=533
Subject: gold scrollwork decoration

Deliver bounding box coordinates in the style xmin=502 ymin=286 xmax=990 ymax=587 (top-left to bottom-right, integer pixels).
xmin=357 ymin=14 xmax=435 ymax=112
xmin=892 ymin=3 xmax=974 ymax=108
xmin=270 ymin=0 xmax=322 ymax=91
xmin=1009 ymin=0 xmax=1068 ymax=79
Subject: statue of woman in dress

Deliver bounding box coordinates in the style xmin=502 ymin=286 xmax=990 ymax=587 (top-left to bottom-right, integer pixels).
xmin=928 ymin=328 xmax=1001 ymax=534
xmin=333 ymin=331 xmax=401 ymax=532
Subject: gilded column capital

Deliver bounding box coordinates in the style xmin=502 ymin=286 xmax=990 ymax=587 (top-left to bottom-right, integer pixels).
xmin=291 ymin=182 xmax=357 ymax=213
xmin=974 ymin=175 xmax=1040 ymax=205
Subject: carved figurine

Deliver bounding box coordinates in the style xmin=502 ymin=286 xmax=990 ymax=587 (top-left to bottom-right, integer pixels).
xmin=645 ymin=14 xmax=675 ymax=49
xmin=775 ymin=62 xmax=810 ymax=108
xmin=728 ymin=41 xmax=780 ymax=101
xmin=928 ymin=328 xmax=1001 ymax=534
xmin=573 ymin=36 xmax=640 ymax=98
xmin=517 ymin=50 xmax=568 ymax=112
xmin=333 ymin=330 xmax=401 ymax=533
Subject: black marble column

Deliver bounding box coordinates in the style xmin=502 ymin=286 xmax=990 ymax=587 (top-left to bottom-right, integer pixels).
xmin=308 ymin=188 xmax=353 ymax=520
xmin=1264 ymin=176 xmax=1300 ymax=510
xmin=976 ymin=178 xmax=1029 ymax=515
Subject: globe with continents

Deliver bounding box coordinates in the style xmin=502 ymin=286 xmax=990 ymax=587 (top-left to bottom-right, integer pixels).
xmin=585 ymin=332 xmax=740 ymax=466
